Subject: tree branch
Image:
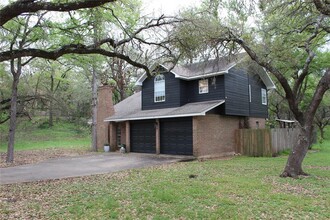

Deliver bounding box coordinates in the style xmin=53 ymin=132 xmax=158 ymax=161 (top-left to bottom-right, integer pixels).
xmin=292 ymin=16 xmax=323 ymax=97
xmin=306 ymin=68 xmax=330 ymax=122
xmin=0 ymin=0 xmax=116 ymax=26
xmin=115 ymin=15 xmax=183 ymax=48
xmin=0 ymin=45 xmax=151 ymax=76
xmin=227 ymin=32 xmax=305 ymax=123
xmin=313 ymin=0 xmax=330 ymax=16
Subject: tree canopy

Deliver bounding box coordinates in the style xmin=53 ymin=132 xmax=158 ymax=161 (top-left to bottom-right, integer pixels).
xmin=173 ymin=0 xmax=329 ymax=177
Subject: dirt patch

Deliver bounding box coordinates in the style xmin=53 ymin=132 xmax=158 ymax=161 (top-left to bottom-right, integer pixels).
xmin=305 ymin=165 xmax=330 ymax=170
xmin=264 ymin=176 xmax=318 ymax=197
xmin=0 ymin=148 xmax=96 ymax=168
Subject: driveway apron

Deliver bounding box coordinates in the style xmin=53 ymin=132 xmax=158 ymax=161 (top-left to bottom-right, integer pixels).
xmin=0 ymin=153 xmax=189 ymax=184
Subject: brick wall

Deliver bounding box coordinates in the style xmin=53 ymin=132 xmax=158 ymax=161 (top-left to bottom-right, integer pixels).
xmin=248 ymin=117 xmax=266 ymax=129
xmin=97 ymin=85 xmax=114 ymax=151
xmin=120 ymin=122 xmax=126 ymax=145
xmin=193 ymin=114 xmax=240 ymax=158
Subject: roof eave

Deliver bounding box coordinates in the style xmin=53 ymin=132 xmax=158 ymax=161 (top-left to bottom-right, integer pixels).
xmin=135 ymin=63 xmax=170 ymax=86
xmin=173 ymin=62 xmax=237 ymax=80
xmin=259 ymin=68 xmax=276 ymax=90
xmin=104 ymin=100 xmax=225 ymax=122
xmin=174 ymin=71 xmax=227 ymax=80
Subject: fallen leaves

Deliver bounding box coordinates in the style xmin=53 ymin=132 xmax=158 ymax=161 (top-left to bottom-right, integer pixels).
xmin=0 ymin=148 xmax=94 ymax=168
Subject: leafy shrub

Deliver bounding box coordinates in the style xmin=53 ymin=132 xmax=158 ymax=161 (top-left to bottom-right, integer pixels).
xmin=37 ymin=121 xmax=51 ymax=129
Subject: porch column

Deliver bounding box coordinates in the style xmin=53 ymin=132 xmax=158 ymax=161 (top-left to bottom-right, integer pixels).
xmin=125 ymin=121 xmax=130 ymax=153
xmin=109 ymin=122 xmax=117 ymax=152
xmin=156 ymin=119 xmax=160 ymax=154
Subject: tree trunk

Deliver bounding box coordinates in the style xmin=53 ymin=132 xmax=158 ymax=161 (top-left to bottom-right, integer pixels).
xmin=6 ymin=61 xmax=21 ymax=163
xmin=91 ymin=65 xmax=98 ymax=152
xmin=280 ymin=125 xmax=312 ymax=178
xmin=49 ymin=73 xmax=54 ymax=127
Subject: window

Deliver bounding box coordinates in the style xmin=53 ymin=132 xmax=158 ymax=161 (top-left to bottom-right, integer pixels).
xmin=199 ymin=79 xmax=209 ymax=94
xmin=154 ymin=74 xmax=165 ymax=102
xmin=261 ymin=88 xmax=267 ymax=105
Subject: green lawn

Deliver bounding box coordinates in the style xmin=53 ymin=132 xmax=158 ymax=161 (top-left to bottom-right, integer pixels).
xmin=1 ymin=127 xmax=329 ymax=219
xmin=0 ymin=119 xmax=91 ymax=152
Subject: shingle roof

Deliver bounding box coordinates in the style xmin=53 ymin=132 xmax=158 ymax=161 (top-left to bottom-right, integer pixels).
xmin=136 ymin=53 xmax=275 ymax=89
xmin=104 ymin=92 xmax=225 ymax=122
xmin=169 ymin=53 xmax=244 ymax=79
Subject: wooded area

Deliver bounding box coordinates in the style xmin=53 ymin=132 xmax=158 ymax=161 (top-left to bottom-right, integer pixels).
xmin=0 ymin=0 xmax=329 ymax=178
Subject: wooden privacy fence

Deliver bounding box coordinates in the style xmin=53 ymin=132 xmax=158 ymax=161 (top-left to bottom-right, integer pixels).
xmin=235 ymin=128 xmax=299 ymax=157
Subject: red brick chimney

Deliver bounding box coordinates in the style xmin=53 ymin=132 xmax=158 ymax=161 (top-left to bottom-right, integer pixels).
xmin=97 ymin=85 xmax=114 ymax=151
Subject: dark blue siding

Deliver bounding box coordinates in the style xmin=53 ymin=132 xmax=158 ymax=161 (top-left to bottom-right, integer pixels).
xmin=186 ymin=75 xmax=225 ymax=103
xmin=142 ymin=72 xmax=181 ymax=110
xmin=180 ymin=80 xmax=188 ymax=105
xmin=224 ymin=68 xmax=250 ymax=116
xmin=249 ymin=73 xmax=268 ymax=118
xmin=140 ymin=65 xmax=268 ymax=118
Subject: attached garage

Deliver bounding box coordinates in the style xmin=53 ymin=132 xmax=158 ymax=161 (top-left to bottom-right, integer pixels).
xmin=130 ymin=120 xmax=156 ymax=153
xmin=160 ymin=117 xmax=193 ymax=155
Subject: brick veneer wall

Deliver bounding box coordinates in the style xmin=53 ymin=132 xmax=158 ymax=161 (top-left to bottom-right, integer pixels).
xmin=97 ymin=85 xmax=114 ymax=151
xmin=120 ymin=122 xmax=126 ymax=146
xmin=193 ymin=114 xmax=240 ymax=158
xmin=248 ymin=117 xmax=266 ymax=129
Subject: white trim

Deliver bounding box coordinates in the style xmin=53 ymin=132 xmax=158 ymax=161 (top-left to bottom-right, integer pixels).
xmin=107 ymin=113 xmax=207 ymax=122
xmin=135 ymin=63 xmax=169 ymax=86
xmin=261 ymin=88 xmax=267 ymax=105
xmin=174 ymin=70 xmax=227 ymax=80
xmin=275 ymin=119 xmax=296 ymax=123
xmin=135 ymin=73 xmax=147 ymax=86
xmin=260 ymin=68 xmax=276 ymax=90
xmin=154 ymin=74 xmax=166 ymax=102
xmin=105 ymin=100 xmax=225 ymax=122
xmin=248 ymin=84 xmax=252 ymax=102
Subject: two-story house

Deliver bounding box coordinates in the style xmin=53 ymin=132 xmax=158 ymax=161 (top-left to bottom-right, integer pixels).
xmin=101 ymin=54 xmax=275 ymax=158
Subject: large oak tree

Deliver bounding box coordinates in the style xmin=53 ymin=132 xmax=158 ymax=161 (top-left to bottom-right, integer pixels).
xmin=174 ymin=0 xmax=329 ymax=177
xmin=0 ymin=0 xmax=180 ymax=162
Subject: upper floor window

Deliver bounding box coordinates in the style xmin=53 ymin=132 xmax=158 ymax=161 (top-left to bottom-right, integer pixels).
xmin=154 ymin=74 xmax=165 ymax=102
xmin=261 ymin=88 xmax=267 ymax=105
xmin=199 ymin=79 xmax=209 ymax=94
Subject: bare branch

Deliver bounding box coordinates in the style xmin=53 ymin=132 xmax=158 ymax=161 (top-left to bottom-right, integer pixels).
xmin=306 ymin=68 xmax=330 ymax=121
xmin=0 ymin=44 xmax=151 ymax=76
xmin=0 ymin=0 xmax=117 ymax=26
xmin=313 ymin=0 xmax=330 ymax=15
xmin=226 ymin=31 xmax=304 ymax=122
xmin=292 ymin=16 xmax=323 ymax=97
xmin=115 ymin=15 xmax=183 ymax=47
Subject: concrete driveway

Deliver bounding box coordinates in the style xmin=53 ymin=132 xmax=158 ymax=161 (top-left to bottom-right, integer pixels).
xmin=0 ymin=153 xmax=193 ymax=184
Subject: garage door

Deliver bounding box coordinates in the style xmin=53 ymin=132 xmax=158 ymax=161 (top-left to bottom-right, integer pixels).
xmin=130 ymin=120 xmax=156 ymax=153
xmin=160 ymin=117 xmax=193 ymax=155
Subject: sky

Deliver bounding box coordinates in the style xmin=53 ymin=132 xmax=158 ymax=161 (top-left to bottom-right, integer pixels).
xmin=141 ymin=0 xmax=201 ymax=16
xmin=0 ymin=0 xmax=201 ymax=13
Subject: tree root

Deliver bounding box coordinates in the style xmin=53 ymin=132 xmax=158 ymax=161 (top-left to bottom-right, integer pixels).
xmin=280 ymin=170 xmax=309 ymax=178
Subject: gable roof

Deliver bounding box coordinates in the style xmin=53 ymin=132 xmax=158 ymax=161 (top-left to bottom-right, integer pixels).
xmin=104 ymin=91 xmax=225 ymax=122
xmin=135 ymin=53 xmax=276 ymax=90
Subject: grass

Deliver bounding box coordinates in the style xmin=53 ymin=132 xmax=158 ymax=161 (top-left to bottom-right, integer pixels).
xmin=1 ymin=128 xmax=329 ymax=219
xmin=0 ymin=118 xmax=91 ymax=152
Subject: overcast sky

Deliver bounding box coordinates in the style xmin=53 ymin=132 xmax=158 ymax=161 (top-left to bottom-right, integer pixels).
xmin=0 ymin=0 xmax=201 ymax=15
xmin=142 ymin=0 xmax=201 ymax=16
